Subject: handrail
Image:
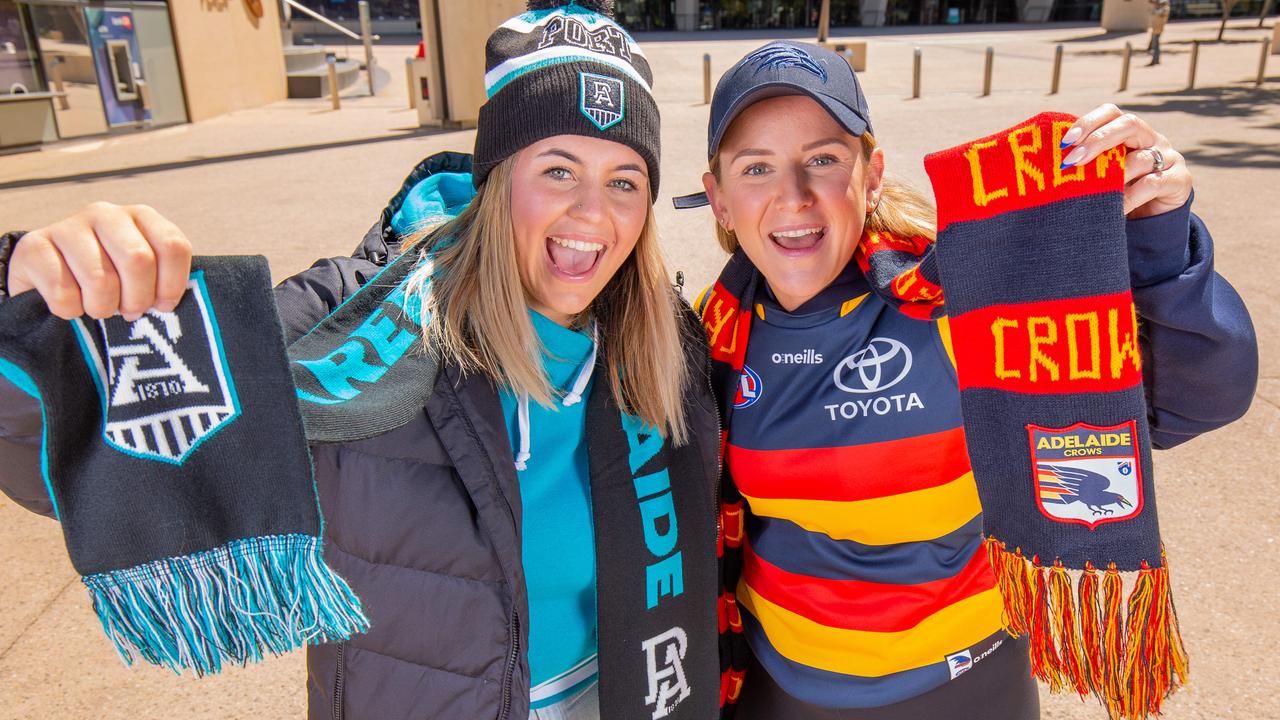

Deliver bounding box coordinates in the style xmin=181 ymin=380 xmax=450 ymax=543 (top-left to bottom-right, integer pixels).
xmin=282 ymin=0 xmax=378 ymax=42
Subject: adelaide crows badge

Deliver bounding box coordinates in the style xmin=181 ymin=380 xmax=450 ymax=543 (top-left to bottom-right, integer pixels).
xmin=1027 ymin=420 xmax=1142 ymax=529
xmin=579 ymin=71 xmax=624 ymax=130
xmin=73 ymin=271 xmax=240 ymax=465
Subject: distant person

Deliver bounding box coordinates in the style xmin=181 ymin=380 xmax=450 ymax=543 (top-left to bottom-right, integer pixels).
xmin=688 ymin=41 xmax=1255 ymax=720
xmin=1148 ymin=0 xmax=1172 ymax=64
xmin=0 ymin=2 xmax=722 ymax=719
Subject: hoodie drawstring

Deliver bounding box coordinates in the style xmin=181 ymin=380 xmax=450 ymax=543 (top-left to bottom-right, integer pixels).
xmin=514 ymin=321 xmax=598 ymax=472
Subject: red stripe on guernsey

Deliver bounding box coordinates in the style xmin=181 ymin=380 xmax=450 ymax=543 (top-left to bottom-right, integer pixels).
xmin=700 ymin=281 xmax=750 ymax=369
xmin=727 ymin=426 xmax=970 ymax=501
xmin=947 ymin=291 xmax=1142 ymax=394
xmin=743 ymin=541 xmax=996 ymax=633
xmin=924 ymin=112 xmax=1129 ymax=232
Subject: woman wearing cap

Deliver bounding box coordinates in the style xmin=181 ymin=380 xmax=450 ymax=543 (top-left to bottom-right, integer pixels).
xmin=690 ymin=41 xmax=1256 ymax=719
xmin=0 ymin=3 xmax=721 ymax=719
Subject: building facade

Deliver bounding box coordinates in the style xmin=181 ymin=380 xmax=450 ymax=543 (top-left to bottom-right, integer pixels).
xmin=293 ymin=0 xmax=1273 ymax=29
xmin=1 ymin=0 xmax=285 ymax=150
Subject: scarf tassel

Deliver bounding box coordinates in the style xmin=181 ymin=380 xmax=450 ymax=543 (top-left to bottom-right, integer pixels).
xmin=984 ymin=539 xmax=1188 ymax=720
xmin=83 ymin=534 xmax=370 ymax=676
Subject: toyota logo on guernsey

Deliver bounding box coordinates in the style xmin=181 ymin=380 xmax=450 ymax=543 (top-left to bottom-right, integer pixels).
xmin=833 ymin=338 xmax=912 ymax=393
xmin=734 ymin=365 xmax=762 ymax=409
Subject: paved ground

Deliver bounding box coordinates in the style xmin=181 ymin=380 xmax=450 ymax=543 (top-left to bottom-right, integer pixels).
xmin=0 ymin=18 xmax=1276 ymax=720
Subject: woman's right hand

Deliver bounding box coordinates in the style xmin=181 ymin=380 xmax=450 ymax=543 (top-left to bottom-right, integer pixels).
xmin=7 ymin=202 xmax=192 ymax=321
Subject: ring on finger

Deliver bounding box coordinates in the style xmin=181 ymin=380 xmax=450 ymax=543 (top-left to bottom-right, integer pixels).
xmin=1148 ymin=147 xmax=1166 ymax=173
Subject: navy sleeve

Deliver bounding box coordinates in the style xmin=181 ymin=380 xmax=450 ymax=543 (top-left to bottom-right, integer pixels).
xmin=1127 ymin=201 xmax=1258 ymax=449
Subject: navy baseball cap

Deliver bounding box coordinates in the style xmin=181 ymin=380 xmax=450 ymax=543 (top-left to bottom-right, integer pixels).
xmin=709 ymin=41 xmax=873 ymax=159
xmin=673 ymin=41 xmax=873 ymax=210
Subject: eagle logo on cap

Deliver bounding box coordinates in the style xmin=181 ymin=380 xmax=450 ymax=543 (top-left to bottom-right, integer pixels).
xmin=744 ymin=45 xmax=827 ymax=82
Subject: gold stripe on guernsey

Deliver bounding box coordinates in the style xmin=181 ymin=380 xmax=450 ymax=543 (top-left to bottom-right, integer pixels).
xmin=738 ymin=582 xmax=1006 ymax=677
xmin=840 ymin=294 xmax=870 ymax=318
xmin=741 ymin=472 xmax=980 ymax=546
xmin=693 ymin=285 xmax=711 ymax=314
xmin=936 ymin=316 xmax=957 ymax=369
xmin=755 ymin=303 xmax=766 ymax=320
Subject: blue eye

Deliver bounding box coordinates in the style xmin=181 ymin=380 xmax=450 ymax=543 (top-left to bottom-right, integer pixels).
xmin=546 ymin=167 xmax=572 ymax=180
xmin=811 ymin=154 xmax=837 ymax=166
xmin=743 ymin=163 xmax=769 ymax=177
xmin=610 ymin=178 xmax=639 ymax=192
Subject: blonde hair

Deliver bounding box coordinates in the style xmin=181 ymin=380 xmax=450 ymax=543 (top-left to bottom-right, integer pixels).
xmin=402 ymin=156 xmax=690 ymax=443
xmin=709 ymin=133 xmax=937 ymax=254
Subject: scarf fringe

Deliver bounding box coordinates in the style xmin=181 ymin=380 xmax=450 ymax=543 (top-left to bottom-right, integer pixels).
xmin=985 ymin=539 xmax=1188 ymax=720
xmin=83 ymin=534 xmax=369 ymax=676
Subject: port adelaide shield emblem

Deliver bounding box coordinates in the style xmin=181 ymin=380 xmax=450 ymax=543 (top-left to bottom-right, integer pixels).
xmin=579 ymin=71 xmax=624 ymax=130
xmin=73 ymin=272 xmax=240 ymax=465
xmin=1027 ymin=420 xmax=1142 ymax=529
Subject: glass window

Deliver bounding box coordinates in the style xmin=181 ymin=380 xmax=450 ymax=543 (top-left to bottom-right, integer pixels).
xmin=0 ymin=0 xmax=43 ymax=95
xmin=29 ymin=3 xmax=108 ymax=137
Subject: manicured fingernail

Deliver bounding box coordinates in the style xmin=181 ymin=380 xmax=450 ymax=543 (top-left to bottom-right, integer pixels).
xmin=1060 ymin=127 xmax=1083 ymax=148
xmin=1061 ymin=146 xmax=1086 ymax=167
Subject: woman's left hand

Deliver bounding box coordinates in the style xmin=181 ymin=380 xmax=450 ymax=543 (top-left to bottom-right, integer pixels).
xmin=1060 ymin=104 xmax=1192 ymax=219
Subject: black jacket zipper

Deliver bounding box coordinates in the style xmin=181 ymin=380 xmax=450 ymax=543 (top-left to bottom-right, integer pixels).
xmin=332 ymin=642 xmax=347 ymax=720
xmin=499 ymin=609 xmax=520 ymax=719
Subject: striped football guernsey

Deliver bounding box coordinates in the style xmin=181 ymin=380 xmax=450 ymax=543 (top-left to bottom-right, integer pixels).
xmin=721 ymin=265 xmax=1007 ymax=709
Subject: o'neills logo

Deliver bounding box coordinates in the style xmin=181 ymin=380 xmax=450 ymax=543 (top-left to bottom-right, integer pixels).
xmin=771 ymin=349 xmax=823 ymax=365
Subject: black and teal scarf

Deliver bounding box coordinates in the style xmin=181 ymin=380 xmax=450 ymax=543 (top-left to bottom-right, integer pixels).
xmin=0 ymin=255 xmax=369 ymax=676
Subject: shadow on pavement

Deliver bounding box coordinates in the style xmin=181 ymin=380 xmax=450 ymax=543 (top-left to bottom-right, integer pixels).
xmin=1120 ymin=86 xmax=1280 ymax=168
xmin=1181 ymin=139 xmax=1280 ymax=169
xmin=0 ymin=126 xmax=464 ymax=191
xmin=1053 ymin=30 xmax=1147 ymax=44
xmin=1125 ymin=85 xmax=1280 ymax=118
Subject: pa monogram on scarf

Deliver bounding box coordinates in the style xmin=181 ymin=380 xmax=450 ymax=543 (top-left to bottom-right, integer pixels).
xmin=0 ymin=256 xmax=369 ymax=676
xmin=702 ymin=113 xmax=1185 ymax=720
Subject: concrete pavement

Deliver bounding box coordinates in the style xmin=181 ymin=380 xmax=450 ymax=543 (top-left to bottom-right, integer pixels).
xmin=0 ymin=18 xmax=1276 ymax=719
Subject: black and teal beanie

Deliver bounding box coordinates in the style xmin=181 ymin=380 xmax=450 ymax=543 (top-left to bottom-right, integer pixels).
xmin=473 ymin=0 xmax=661 ymax=199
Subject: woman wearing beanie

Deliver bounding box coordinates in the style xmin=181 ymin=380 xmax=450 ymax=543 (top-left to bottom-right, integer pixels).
xmin=687 ymin=42 xmax=1257 ymax=719
xmin=0 ymin=3 xmax=721 ymax=719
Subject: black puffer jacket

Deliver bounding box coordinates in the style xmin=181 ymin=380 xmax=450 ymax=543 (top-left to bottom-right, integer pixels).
xmin=0 ymin=153 xmax=723 ymax=720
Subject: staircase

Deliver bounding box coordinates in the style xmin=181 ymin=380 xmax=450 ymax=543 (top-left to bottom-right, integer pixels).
xmin=285 ymin=45 xmax=363 ymax=98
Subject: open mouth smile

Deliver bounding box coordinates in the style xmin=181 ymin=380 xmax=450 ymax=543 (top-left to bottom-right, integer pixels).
xmin=768 ymin=226 xmax=827 ymax=255
xmin=546 ymin=235 xmax=606 ymax=280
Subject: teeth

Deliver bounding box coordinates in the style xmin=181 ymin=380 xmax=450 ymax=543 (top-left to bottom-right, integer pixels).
xmin=772 ymin=227 xmax=823 ymax=238
xmin=550 ymin=236 xmax=604 ymax=252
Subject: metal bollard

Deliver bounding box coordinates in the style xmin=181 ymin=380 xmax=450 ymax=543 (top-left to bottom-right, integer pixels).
xmin=1051 ymin=44 xmax=1063 ymax=94
xmin=327 ymin=54 xmax=341 ymax=110
xmin=703 ymin=54 xmax=711 ymax=105
xmin=1120 ymin=42 xmax=1132 ymax=92
xmin=50 ymin=56 xmax=70 ymax=110
xmin=1187 ymin=40 xmax=1199 ymax=90
xmin=912 ymin=47 xmax=922 ymax=99
xmin=1259 ymin=37 xmax=1272 ymax=86
xmin=405 ymin=57 xmax=415 ymax=108
xmin=982 ymin=47 xmax=993 ymax=97
xmin=359 ymin=0 xmax=375 ymax=96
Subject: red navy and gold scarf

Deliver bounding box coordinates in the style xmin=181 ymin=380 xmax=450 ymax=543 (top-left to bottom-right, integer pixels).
xmin=700 ymin=113 xmax=1185 ymax=720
